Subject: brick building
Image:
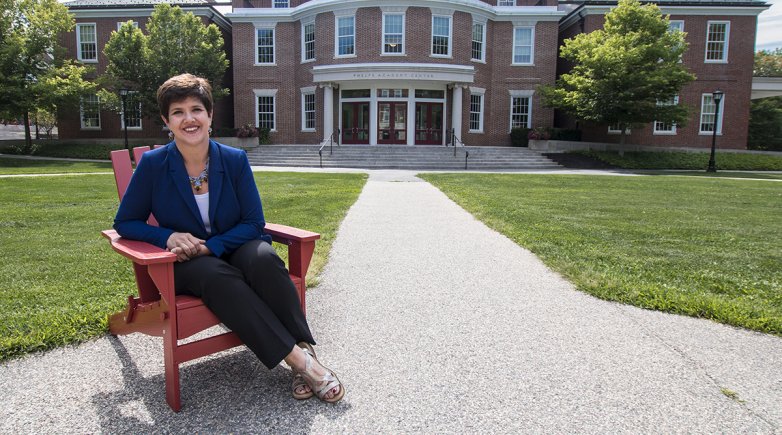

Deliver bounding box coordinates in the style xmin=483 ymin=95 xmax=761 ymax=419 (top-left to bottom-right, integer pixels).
xmin=59 ymin=0 xmax=233 ymax=141
xmin=60 ymin=0 xmax=768 ymax=149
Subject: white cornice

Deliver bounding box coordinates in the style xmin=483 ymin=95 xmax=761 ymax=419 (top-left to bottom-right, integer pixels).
xmin=227 ymin=0 xmax=564 ymax=24
xmin=69 ymin=6 xmax=231 ymax=31
xmin=311 ymin=62 xmax=475 ymax=83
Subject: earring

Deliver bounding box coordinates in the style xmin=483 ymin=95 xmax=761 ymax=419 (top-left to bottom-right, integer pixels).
xmin=168 ymin=131 xmax=174 ymax=140
xmin=208 ymin=127 xmax=212 ymax=136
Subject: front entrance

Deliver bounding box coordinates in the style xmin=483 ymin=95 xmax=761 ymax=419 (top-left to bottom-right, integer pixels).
xmin=378 ymin=102 xmax=407 ymax=144
xmin=415 ymin=103 xmax=443 ymax=145
xmin=341 ymin=102 xmax=370 ymax=144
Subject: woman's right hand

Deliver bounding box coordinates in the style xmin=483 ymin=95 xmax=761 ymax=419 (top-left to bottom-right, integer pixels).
xmin=166 ymin=232 xmax=205 ymax=259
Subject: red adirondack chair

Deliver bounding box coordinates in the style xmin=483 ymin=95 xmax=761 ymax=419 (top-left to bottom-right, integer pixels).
xmin=102 ymin=145 xmax=320 ymax=412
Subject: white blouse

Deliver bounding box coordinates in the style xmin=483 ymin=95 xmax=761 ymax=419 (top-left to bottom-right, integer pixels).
xmin=193 ymin=192 xmax=211 ymax=234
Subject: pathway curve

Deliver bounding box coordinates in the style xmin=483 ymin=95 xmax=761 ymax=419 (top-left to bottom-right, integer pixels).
xmin=1 ymin=170 xmax=780 ymax=433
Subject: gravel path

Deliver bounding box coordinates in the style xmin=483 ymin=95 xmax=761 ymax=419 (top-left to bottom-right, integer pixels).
xmin=1 ymin=170 xmax=780 ymax=433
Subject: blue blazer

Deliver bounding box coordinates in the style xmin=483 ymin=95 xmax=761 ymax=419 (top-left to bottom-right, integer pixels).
xmin=114 ymin=140 xmax=271 ymax=258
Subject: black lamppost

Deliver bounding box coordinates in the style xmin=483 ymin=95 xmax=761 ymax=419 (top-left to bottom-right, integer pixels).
xmin=707 ymin=90 xmax=724 ymax=173
xmin=119 ymin=88 xmax=129 ymax=151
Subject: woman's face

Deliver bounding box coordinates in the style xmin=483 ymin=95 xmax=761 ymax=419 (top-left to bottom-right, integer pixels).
xmin=163 ymin=96 xmax=213 ymax=148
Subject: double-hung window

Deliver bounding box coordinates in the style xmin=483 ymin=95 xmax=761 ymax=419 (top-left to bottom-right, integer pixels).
xmin=76 ymin=23 xmax=97 ymax=62
xmin=273 ymin=0 xmax=289 ymax=7
xmin=336 ymin=15 xmax=355 ymax=57
xmin=302 ymin=21 xmax=315 ymax=62
xmin=705 ymin=21 xmax=729 ymax=62
xmin=383 ymin=13 xmax=404 ymax=55
xmin=699 ymin=93 xmax=724 ymax=134
xmin=256 ymin=27 xmax=275 ymax=64
xmin=122 ymin=91 xmax=142 ymax=129
xmin=80 ymin=94 xmax=101 ymax=129
xmin=301 ymin=88 xmax=316 ymax=131
xmin=431 ymin=15 xmax=451 ymax=57
xmin=255 ymin=89 xmax=277 ymax=131
xmin=469 ymin=88 xmax=485 ymax=133
xmin=513 ymin=27 xmax=534 ymax=65
xmin=498 ymin=0 xmax=515 ymax=5
xmin=117 ymin=21 xmax=139 ymax=31
xmin=472 ymin=21 xmax=486 ymax=62
xmin=653 ymin=95 xmax=679 ymax=135
xmin=509 ymin=91 xmax=533 ymax=130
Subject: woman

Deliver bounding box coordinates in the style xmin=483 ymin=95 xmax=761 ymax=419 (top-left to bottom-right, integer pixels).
xmin=114 ymin=73 xmax=344 ymax=403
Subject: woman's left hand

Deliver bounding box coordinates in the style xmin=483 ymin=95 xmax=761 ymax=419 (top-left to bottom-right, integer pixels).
xmin=170 ymin=244 xmax=212 ymax=262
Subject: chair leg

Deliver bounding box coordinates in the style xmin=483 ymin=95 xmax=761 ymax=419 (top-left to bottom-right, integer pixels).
xmin=163 ymin=327 xmax=181 ymax=412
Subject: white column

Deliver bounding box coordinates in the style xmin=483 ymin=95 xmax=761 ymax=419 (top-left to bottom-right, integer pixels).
xmin=407 ymin=86 xmax=415 ymax=146
xmin=322 ymin=84 xmax=334 ymax=143
xmin=369 ymin=88 xmax=378 ymax=145
xmin=451 ymin=85 xmax=463 ymax=141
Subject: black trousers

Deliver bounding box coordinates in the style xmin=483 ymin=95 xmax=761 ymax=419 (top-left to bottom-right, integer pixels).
xmin=173 ymin=239 xmax=315 ymax=369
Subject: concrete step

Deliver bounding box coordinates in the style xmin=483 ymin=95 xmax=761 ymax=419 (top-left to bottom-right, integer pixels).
xmin=245 ymin=145 xmax=562 ymax=170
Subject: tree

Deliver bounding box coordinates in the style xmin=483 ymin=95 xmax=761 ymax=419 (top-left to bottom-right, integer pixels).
xmin=540 ymin=0 xmax=695 ymax=145
xmin=0 ymin=0 xmax=95 ymax=148
xmin=754 ymin=48 xmax=782 ymax=77
xmin=101 ymin=4 xmax=229 ymax=120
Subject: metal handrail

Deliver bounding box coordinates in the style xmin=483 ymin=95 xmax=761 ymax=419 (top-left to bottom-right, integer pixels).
xmin=318 ymin=128 xmax=340 ymax=168
xmin=449 ymin=128 xmax=469 ymax=170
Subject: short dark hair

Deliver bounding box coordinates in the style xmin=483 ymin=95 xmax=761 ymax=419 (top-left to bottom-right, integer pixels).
xmin=156 ymin=73 xmax=214 ymax=121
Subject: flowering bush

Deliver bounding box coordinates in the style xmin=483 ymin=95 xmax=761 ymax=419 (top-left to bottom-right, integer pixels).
xmin=236 ymin=124 xmax=258 ymax=138
xmin=528 ymin=127 xmax=551 ymax=140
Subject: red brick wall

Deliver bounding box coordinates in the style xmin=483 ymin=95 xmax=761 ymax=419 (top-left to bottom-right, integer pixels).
xmin=58 ymin=12 xmax=233 ymax=141
xmin=560 ymin=13 xmax=755 ymax=150
xmin=232 ymin=5 xmax=560 ymax=146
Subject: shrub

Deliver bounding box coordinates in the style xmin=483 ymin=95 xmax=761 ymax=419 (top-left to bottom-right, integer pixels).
xmin=550 ymin=128 xmax=582 ymax=141
xmin=528 ymin=127 xmax=551 ymax=140
xmin=510 ymin=128 xmax=529 ymax=147
xmin=258 ymin=127 xmax=271 ymax=145
xmin=236 ymin=124 xmax=258 ymax=138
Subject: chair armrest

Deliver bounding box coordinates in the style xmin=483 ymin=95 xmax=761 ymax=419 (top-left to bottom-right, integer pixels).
xmin=102 ymin=230 xmax=177 ymax=265
xmin=264 ymin=222 xmax=321 ymax=245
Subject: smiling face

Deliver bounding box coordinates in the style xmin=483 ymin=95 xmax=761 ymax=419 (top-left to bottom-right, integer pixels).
xmin=163 ymin=96 xmax=213 ymax=149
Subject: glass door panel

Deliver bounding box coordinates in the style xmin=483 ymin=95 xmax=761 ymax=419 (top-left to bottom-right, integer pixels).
xmin=415 ymin=103 xmax=443 ymax=145
xmin=378 ymin=102 xmax=406 ymax=144
xmin=342 ymin=102 xmax=370 ymax=144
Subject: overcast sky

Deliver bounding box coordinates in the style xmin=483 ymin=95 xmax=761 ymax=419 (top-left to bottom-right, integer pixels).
xmin=757 ymin=0 xmax=782 ymax=51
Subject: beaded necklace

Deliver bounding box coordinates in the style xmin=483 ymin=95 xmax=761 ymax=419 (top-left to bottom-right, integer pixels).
xmin=188 ymin=158 xmax=209 ymax=192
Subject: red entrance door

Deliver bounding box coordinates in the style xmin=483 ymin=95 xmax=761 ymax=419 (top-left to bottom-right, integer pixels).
xmin=415 ymin=103 xmax=444 ymax=145
xmin=378 ymin=102 xmax=407 ymax=144
xmin=341 ymin=102 xmax=370 ymax=144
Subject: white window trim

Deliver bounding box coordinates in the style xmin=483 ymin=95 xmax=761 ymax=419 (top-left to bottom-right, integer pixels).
xmin=469 ymin=87 xmax=485 ymax=133
xmin=80 ymin=95 xmax=101 ymax=130
xmin=699 ymin=93 xmax=724 ymax=135
xmin=273 ymin=0 xmax=289 ymax=8
xmin=498 ymin=0 xmax=516 ymax=6
xmin=607 ymin=125 xmax=631 ymax=135
xmin=669 ymin=20 xmax=684 ymax=32
xmin=121 ymin=91 xmax=142 ymax=130
xmin=335 ymin=15 xmax=357 ymax=59
xmin=255 ymin=26 xmax=276 ymax=66
xmin=512 ymin=26 xmax=535 ymax=66
xmin=381 ymin=13 xmax=406 ymax=56
xmin=301 ymin=87 xmax=316 ymax=132
xmin=116 ymin=21 xmax=139 ymax=31
xmin=705 ymin=20 xmax=730 ymax=64
xmin=76 ymin=23 xmax=98 ymax=63
xmin=430 ymin=15 xmax=452 ymax=58
xmin=254 ymin=89 xmax=278 ymax=132
xmin=653 ymin=95 xmax=679 ymax=135
xmin=471 ymin=21 xmax=487 ymax=63
xmin=301 ymin=20 xmax=315 ymax=63
xmin=508 ymin=90 xmax=533 ymax=131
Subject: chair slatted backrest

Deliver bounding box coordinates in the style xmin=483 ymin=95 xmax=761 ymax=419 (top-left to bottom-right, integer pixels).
xmin=110 ymin=147 xmax=162 ymax=303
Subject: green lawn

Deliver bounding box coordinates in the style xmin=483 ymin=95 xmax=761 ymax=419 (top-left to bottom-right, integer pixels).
xmin=420 ymin=173 xmax=782 ymax=335
xmin=0 ymin=171 xmax=366 ymax=361
xmin=636 ymin=170 xmax=782 ymax=180
xmin=577 ymin=150 xmax=782 ymax=171
xmin=0 ymin=156 xmax=112 ymax=175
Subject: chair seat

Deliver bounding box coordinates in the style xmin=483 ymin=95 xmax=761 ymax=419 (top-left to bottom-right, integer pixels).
xmin=174 ymin=275 xmax=303 ymax=339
